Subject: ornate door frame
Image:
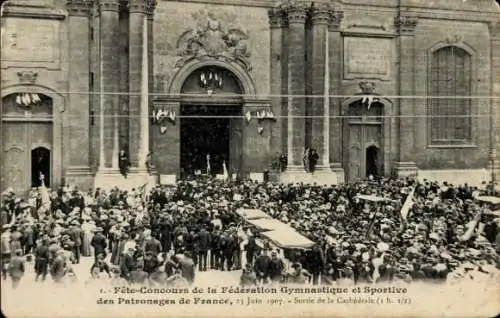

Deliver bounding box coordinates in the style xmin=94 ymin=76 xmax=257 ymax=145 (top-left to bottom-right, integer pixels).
xmin=341 ymin=95 xmax=393 ymax=182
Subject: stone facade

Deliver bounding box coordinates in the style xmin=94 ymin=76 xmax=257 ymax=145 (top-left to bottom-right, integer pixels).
xmin=1 ymin=0 xmax=499 ymax=194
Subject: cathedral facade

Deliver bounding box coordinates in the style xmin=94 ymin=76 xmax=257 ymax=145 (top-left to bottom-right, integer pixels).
xmin=1 ymin=0 xmax=499 ymax=194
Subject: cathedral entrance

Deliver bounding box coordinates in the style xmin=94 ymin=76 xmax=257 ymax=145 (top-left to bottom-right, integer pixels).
xmin=1 ymin=93 xmax=53 ymax=194
xmin=178 ymin=66 xmax=244 ymax=179
xmin=344 ymin=100 xmax=384 ymax=182
xmin=180 ymin=105 xmax=241 ymax=178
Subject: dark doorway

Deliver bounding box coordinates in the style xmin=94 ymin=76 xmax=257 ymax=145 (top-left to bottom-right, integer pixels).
xmin=365 ymin=145 xmax=380 ymax=178
xmin=31 ymin=147 xmax=51 ymax=187
xmin=180 ymin=105 xmax=240 ymax=178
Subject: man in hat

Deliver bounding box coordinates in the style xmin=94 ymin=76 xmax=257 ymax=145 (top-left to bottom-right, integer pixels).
xmin=254 ymin=248 xmax=271 ymax=285
xmin=69 ymin=220 xmax=83 ymax=264
xmin=34 ymin=237 xmax=50 ymax=282
xmin=91 ymin=227 xmax=107 ymax=261
xmin=196 ymin=225 xmax=210 ymax=272
xmin=120 ymin=247 xmax=136 ymax=281
xmin=8 ymin=249 xmax=25 ymax=289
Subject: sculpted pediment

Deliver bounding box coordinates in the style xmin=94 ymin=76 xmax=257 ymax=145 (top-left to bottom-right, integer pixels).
xmin=175 ymin=13 xmax=251 ymax=71
xmin=175 ymin=11 xmax=252 ymax=72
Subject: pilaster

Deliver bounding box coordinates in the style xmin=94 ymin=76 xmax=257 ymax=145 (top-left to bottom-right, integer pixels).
xmin=65 ymin=0 xmax=94 ymax=189
xmin=310 ymin=5 xmax=330 ymax=170
xmin=268 ymin=8 xmax=285 ymax=165
xmin=285 ymin=4 xmax=308 ymax=168
xmin=393 ymin=14 xmax=418 ymax=177
xmin=489 ymin=21 xmax=500 ymax=182
xmin=97 ymin=0 xmax=120 ymax=171
xmin=328 ymin=10 xmax=344 ymax=180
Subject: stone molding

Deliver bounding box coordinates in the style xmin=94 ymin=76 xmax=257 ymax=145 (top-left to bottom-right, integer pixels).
xmin=98 ymin=0 xmax=120 ymax=12
xmin=66 ymin=0 xmax=93 ymax=16
xmin=394 ymin=15 xmax=418 ymax=35
xmin=286 ymin=7 xmax=308 ymax=24
xmin=310 ymin=7 xmax=330 ymax=25
xmin=129 ymin=0 xmax=157 ymax=15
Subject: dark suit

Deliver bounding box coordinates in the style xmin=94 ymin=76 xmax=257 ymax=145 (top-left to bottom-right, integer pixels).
xmin=70 ymin=226 xmax=84 ymax=263
xmin=91 ymin=233 xmax=107 ymax=261
xmin=197 ymin=229 xmax=210 ymax=271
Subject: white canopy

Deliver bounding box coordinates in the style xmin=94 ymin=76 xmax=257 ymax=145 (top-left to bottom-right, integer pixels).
xmin=356 ymin=195 xmax=393 ymax=202
xmin=235 ymin=208 xmax=273 ymax=220
xmin=476 ymin=196 xmax=500 ymax=205
xmin=262 ymin=228 xmax=315 ymax=250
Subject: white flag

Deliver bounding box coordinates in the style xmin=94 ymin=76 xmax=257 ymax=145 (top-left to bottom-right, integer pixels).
xmin=400 ymin=187 xmax=415 ymax=221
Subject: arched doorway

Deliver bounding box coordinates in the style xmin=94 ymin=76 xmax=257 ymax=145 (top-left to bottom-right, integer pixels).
xmin=31 ymin=147 xmax=51 ymax=187
xmin=1 ymin=93 xmax=53 ymax=194
xmin=343 ymin=100 xmax=385 ymax=182
xmin=179 ymin=66 xmax=243 ymax=178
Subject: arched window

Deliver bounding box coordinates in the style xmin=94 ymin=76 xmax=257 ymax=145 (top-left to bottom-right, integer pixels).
xmin=429 ymin=46 xmax=472 ymax=145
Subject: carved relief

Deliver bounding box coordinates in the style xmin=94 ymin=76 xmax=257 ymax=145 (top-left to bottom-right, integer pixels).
xmin=359 ymin=81 xmax=376 ymax=94
xmin=489 ymin=21 xmax=500 ymax=39
xmin=175 ymin=12 xmax=252 ymax=71
xmin=17 ymin=71 xmax=38 ymax=84
xmin=445 ymin=34 xmax=463 ymax=45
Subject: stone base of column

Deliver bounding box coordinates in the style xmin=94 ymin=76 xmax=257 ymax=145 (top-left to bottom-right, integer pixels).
xmin=330 ymin=163 xmax=345 ymax=184
xmin=94 ymin=168 xmax=157 ymax=191
xmin=65 ymin=166 xmax=94 ymax=190
xmin=278 ymin=165 xmax=340 ymax=185
xmin=393 ymin=162 xmax=418 ymax=178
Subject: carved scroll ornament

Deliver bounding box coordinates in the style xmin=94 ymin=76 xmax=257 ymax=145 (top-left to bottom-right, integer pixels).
xmin=175 ymin=12 xmax=252 ymax=72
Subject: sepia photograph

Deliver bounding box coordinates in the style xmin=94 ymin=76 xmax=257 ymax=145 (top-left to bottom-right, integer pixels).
xmin=0 ymin=0 xmax=499 ymax=317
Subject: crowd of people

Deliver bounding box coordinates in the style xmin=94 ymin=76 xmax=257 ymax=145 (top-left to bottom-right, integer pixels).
xmin=1 ymin=175 xmax=499 ymax=290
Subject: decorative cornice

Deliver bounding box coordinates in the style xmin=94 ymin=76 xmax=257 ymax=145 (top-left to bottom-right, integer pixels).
xmin=66 ymin=0 xmax=93 ymax=16
xmin=394 ymin=15 xmax=418 ymax=35
xmin=17 ymin=71 xmax=38 ymax=84
xmin=328 ymin=11 xmax=344 ymax=31
xmin=129 ymin=0 xmax=157 ymax=15
xmin=98 ymin=0 xmax=120 ymax=12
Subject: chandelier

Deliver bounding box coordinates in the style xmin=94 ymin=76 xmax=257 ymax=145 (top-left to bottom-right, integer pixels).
xmin=199 ymin=69 xmax=223 ymax=96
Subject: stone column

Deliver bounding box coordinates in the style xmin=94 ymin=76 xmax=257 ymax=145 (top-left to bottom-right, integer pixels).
xmin=310 ymin=5 xmax=329 ymax=169
xmin=98 ymin=0 xmax=120 ymax=170
xmin=65 ymin=0 xmax=94 ymax=188
xmin=394 ymin=14 xmax=418 ymax=177
xmin=328 ymin=10 xmax=344 ymax=180
xmin=268 ymin=8 xmax=285 ymax=164
xmin=128 ymin=0 xmax=148 ymax=169
xmin=286 ymin=4 xmax=308 ymax=168
xmin=490 ymin=21 xmax=500 ymax=183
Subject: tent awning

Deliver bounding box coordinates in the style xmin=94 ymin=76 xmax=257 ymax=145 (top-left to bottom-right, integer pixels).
xmin=262 ymin=228 xmax=315 ymax=249
xmin=245 ymin=218 xmax=293 ymax=232
xmin=235 ymin=209 xmax=273 ymax=220
xmin=476 ymin=196 xmax=500 ymax=205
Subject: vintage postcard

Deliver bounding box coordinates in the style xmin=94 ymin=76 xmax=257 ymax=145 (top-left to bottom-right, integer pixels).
xmin=0 ymin=0 xmax=499 ymax=317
